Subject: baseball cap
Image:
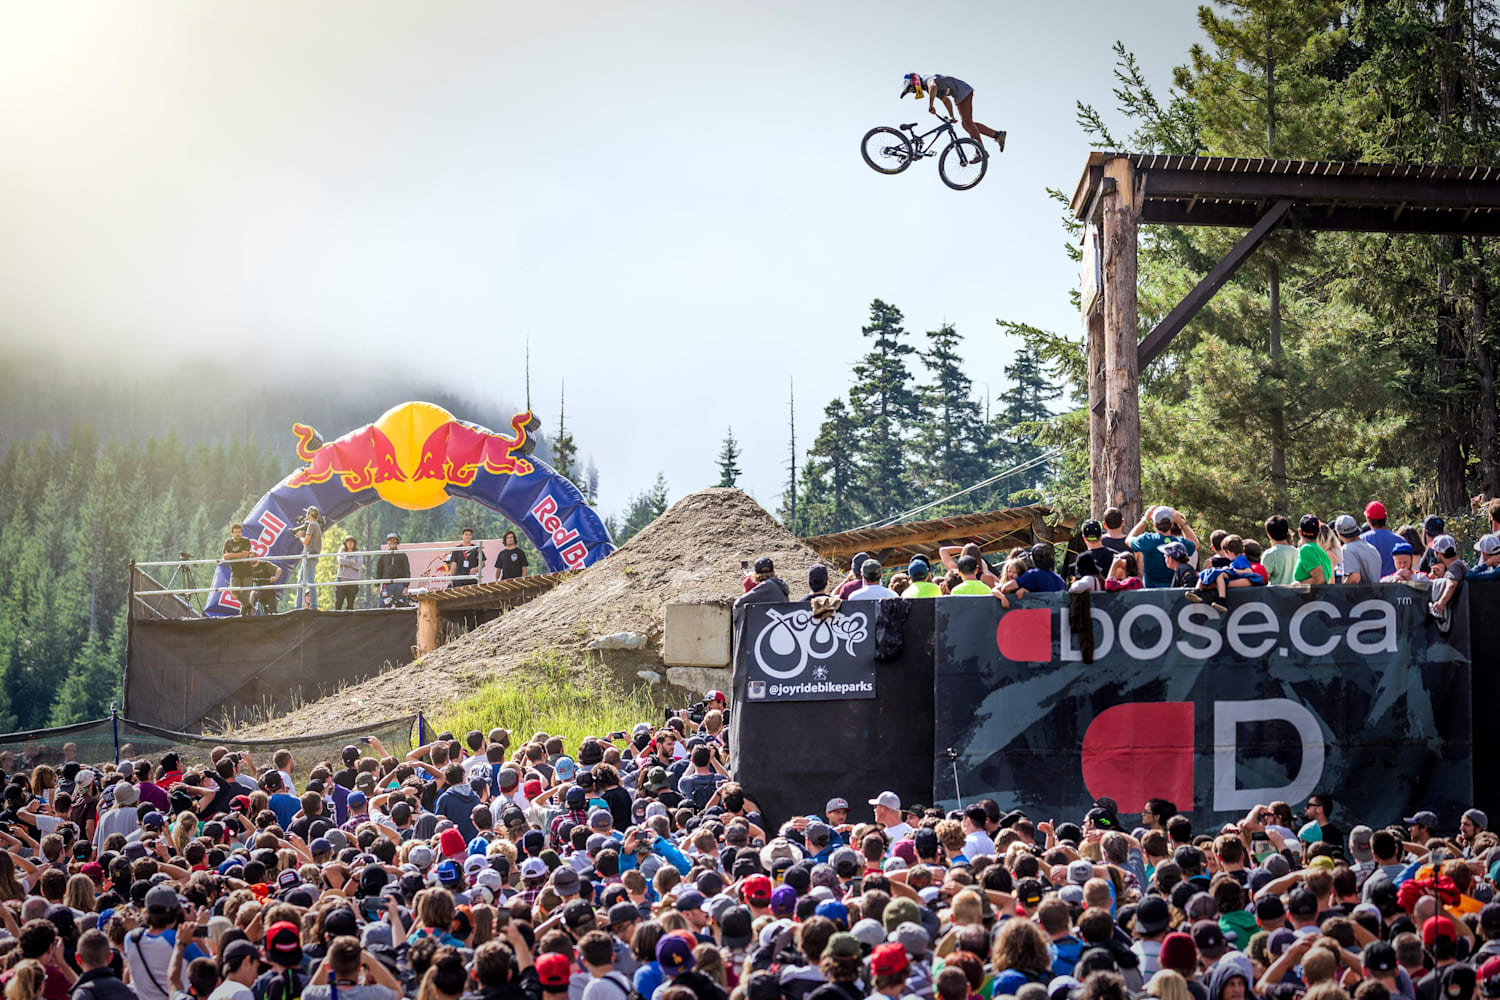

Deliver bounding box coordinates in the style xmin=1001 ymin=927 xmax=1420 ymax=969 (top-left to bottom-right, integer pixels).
xmin=552 ymin=867 xmax=581 ymax=896
xmin=535 ymin=953 xmax=572 ymax=989
xmin=1476 ymin=536 xmax=1500 ymax=556
xmin=553 ymin=755 xmax=577 ymax=781
xmin=1480 ymin=957 xmax=1500 ymax=997
xmin=1393 ymin=540 xmax=1415 ymax=556
xmin=588 ymin=808 xmax=613 ymax=829
xmin=1067 ymin=860 xmax=1094 ymax=885
xmin=1191 ymin=920 xmax=1228 ymax=958
xmin=1363 ymin=941 xmax=1398 ymax=973
xmin=1334 ymin=514 xmax=1361 ymax=538
xmin=1161 ymin=542 xmax=1189 ymax=562
xmin=520 ymin=857 xmax=548 ymax=880
xmin=1016 ymin=878 xmax=1047 ymax=909
xmin=1365 ymin=501 xmax=1388 ymax=521
xmin=1424 ymin=515 xmax=1446 ymax=536
xmin=1480 ymin=903 xmax=1500 ymax=934
xmin=1081 ymin=519 xmax=1103 ymax=539
xmin=1431 ymin=534 xmax=1458 ymax=556
xmin=1255 ymin=896 xmax=1285 ymax=924
xmin=770 ymin=885 xmax=797 ymax=916
xmin=826 ymin=797 xmax=849 ymax=813
xmin=741 ymin=874 xmax=773 ymax=903
xmin=1085 ymin=807 xmax=1118 ymax=830
xmin=1134 ymin=896 xmax=1169 ymax=934
xmin=720 ymin=907 xmax=754 ymax=949
xmin=676 ymin=889 xmax=705 ymax=912
xmin=868 ymin=791 xmax=901 ymax=811
xmin=1423 ymin=915 xmax=1457 ymax=946
xmin=346 ymin=791 xmax=367 ymax=810
xmin=908 ymin=558 xmax=929 ymax=579
xmin=1153 ymin=506 xmax=1176 ymax=526
xmin=1349 ymin=825 xmax=1374 ymax=863
xmin=1404 ymin=810 xmax=1440 ymax=827
xmin=656 ymin=931 xmax=697 ymax=974
xmin=753 ymin=557 xmax=774 ymax=574
xmin=435 ymin=860 xmax=461 ymax=884
xmin=808 ymin=565 xmax=829 ymax=591
xmin=814 ymin=900 xmax=849 ymax=927
xmin=265 ymin=920 xmax=303 ymax=966
xmin=1298 ymin=514 xmax=1321 ymax=537
xmin=1287 ymin=888 xmax=1319 ymax=917
xmin=144 ymin=885 xmax=182 ymax=913
xmin=870 ymin=941 xmax=911 ymax=976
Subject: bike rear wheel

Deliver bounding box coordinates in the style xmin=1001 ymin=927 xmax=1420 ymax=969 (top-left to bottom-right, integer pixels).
xmin=939 ymin=138 xmax=988 ymax=190
xmin=861 ymin=127 xmax=915 ymax=175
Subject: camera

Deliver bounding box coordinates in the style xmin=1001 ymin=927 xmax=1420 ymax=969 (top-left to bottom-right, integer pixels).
xmin=665 ymin=702 xmax=707 ymax=725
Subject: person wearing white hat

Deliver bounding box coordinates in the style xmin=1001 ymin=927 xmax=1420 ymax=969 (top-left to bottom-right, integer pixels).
xmin=869 ymin=791 xmax=913 ymax=840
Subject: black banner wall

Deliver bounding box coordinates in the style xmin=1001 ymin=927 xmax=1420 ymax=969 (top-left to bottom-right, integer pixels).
xmin=933 ymin=585 xmax=1472 ymax=831
xmin=731 ymin=600 xmax=935 ymax=828
xmin=126 ymin=609 xmax=416 ymax=732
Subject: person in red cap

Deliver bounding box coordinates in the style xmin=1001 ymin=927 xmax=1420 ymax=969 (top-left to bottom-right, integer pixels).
xmin=1417 ymin=915 xmax=1463 ymax=1000
xmin=438 ymin=828 xmax=467 ymax=861
xmin=1361 ymin=501 xmax=1404 ymax=578
xmin=739 ymin=874 xmax=774 ymax=919
xmin=535 ymin=953 xmax=573 ymax=999
xmin=870 ymin=942 xmax=914 ymax=999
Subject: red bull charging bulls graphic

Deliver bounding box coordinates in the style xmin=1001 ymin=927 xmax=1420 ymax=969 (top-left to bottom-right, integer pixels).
xmin=205 ymin=401 xmax=613 ymax=616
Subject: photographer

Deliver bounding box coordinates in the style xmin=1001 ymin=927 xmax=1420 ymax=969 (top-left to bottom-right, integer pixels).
xmin=297 ymin=507 xmax=325 ymax=611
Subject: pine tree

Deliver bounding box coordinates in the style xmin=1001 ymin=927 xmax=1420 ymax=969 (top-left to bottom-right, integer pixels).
xmin=848 ymin=299 xmax=921 ymax=520
xmin=584 ymin=460 xmax=600 ymax=506
xmin=994 ymin=346 xmax=1062 ymax=488
xmin=552 ymin=382 xmax=579 ymax=483
xmin=806 ymin=397 xmax=862 ymax=531
xmin=716 ymin=428 xmax=742 ymax=488
xmin=912 ymin=323 xmax=988 ymax=506
xmin=778 ymin=378 xmax=798 ymax=529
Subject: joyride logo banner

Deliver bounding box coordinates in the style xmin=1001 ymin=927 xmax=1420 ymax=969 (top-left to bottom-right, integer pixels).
xmin=933 ymin=587 xmax=1471 ymax=827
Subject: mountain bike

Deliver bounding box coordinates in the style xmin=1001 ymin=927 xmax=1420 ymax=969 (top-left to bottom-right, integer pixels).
xmin=860 ymin=115 xmax=988 ymax=191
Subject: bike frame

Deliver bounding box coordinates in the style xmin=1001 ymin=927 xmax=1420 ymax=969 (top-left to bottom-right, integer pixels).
xmin=901 ymin=119 xmax=960 ymax=158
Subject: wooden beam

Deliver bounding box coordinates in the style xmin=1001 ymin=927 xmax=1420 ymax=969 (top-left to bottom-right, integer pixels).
xmin=1137 ymin=198 xmax=1292 ymax=369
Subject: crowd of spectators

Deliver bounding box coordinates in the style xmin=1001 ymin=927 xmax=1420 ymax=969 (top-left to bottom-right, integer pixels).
xmin=1 ymin=718 xmax=1497 ymax=1000
xmin=738 ymin=499 xmax=1500 ymax=633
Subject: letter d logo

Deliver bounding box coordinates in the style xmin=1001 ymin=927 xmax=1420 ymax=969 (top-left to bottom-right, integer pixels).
xmin=995 ymin=608 xmax=1051 ymax=661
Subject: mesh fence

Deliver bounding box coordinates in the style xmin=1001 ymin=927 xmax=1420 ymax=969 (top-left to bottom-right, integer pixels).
xmin=0 ymin=714 xmax=420 ymax=779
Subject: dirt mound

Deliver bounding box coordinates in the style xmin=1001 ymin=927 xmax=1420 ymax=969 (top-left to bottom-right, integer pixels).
xmin=235 ymin=488 xmax=824 ymax=739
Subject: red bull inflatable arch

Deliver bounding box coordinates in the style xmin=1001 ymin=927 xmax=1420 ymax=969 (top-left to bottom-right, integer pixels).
xmin=205 ymin=401 xmax=615 ymax=616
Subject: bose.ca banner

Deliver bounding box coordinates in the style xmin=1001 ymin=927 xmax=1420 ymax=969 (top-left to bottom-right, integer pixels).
xmin=934 ymin=586 xmax=1471 ymax=829
xmin=739 ymin=603 xmax=877 ymax=702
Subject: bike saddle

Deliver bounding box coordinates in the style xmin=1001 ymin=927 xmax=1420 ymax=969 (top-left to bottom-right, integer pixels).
xmin=900 ymin=122 xmax=918 ymax=130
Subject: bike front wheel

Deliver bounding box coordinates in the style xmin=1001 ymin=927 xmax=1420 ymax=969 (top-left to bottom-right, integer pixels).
xmin=861 ymin=127 xmax=915 ymax=175
xmin=939 ymin=138 xmax=988 ymax=190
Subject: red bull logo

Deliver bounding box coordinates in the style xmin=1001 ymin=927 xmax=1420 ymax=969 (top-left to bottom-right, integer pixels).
xmin=412 ymin=411 xmax=538 ymax=486
xmin=530 ymin=494 xmax=588 ymax=568
xmin=284 ymin=403 xmax=538 ymax=510
xmin=288 ymin=425 xmax=405 ymax=492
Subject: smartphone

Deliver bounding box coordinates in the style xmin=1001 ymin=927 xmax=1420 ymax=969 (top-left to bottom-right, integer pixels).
xmin=194 ymin=926 xmax=209 ymax=938
xmin=494 ymin=908 xmax=510 ymax=928
xmin=740 ymin=560 xmax=749 ymax=571
xmin=359 ymin=737 xmax=371 ymax=745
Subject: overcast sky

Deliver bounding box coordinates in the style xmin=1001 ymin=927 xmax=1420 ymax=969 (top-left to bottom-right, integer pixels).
xmin=0 ymin=1 xmax=1206 ymax=516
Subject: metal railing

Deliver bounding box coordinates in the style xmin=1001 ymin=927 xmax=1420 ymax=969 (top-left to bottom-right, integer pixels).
xmin=133 ymin=542 xmax=466 ymax=569
xmin=131 ymin=575 xmax=469 ymax=597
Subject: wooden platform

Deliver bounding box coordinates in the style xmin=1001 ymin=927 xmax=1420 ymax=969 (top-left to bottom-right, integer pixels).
xmin=414 ymin=571 xmax=571 ymax=653
xmin=801 ymin=506 xmax=1075 ymax=569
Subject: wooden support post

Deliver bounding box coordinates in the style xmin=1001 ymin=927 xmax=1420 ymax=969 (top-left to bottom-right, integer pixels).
xmin=416 ymin=597 xmax=441 ymax=654
xmin=1086 ymin=308 xmax=1106 ymax=517
xmin=1100 ymin=157 xmax=1141 ymax=523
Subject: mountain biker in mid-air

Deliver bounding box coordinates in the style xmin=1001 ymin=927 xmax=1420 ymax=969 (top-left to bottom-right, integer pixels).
xmin=900 ymin=73 xmax=1005 ymax=153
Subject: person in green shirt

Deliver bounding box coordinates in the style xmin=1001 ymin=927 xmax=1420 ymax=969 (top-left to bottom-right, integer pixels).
xmin=1293 ymin=514 xmax=1332 ymax=584
xmin=1260 ymin=514 xmax=1299 ymax=586
xmin=949 ymin=555 xmax=992 ymax=595
xmin=903 ymin=557 xmax=943 ymax=598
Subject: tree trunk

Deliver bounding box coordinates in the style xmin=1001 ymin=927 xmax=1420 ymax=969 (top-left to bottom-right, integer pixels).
xmin=1268 ymin=262 xmax=1288 ymax=515
xmin=1436 ymin=243 xmax=1467 ymax=513
xmin=1475 ymin=251 xmax=1498 ymax=497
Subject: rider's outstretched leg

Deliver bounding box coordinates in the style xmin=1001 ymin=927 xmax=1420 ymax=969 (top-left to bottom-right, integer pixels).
xmin=958 ymin=95 xmax=1004 ymax=152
